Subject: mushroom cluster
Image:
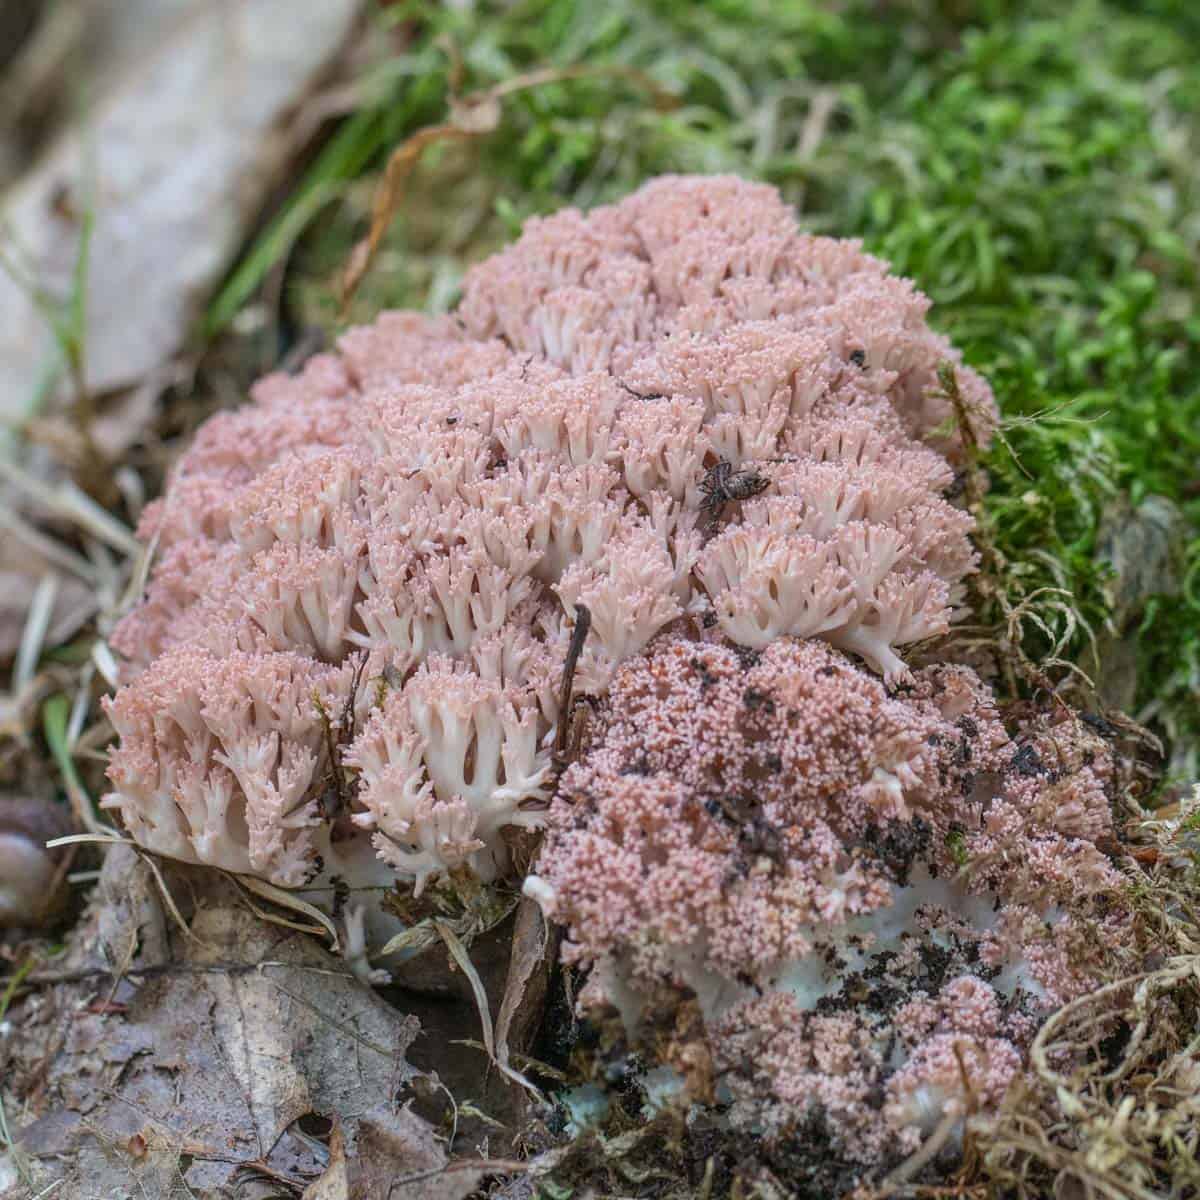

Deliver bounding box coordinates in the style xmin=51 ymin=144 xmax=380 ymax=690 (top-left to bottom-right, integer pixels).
xmin=526 ymin=630 xmax=1124 ymax=1161
xmin=97 ymin=174 xmax=1139 ymax=1179
xmin=105 ymin=175 xmax=996 ymax=896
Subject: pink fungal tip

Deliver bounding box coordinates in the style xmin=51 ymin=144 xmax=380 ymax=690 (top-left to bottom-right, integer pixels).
xmin=526 ymin=628 xmax=1130 ymax=1168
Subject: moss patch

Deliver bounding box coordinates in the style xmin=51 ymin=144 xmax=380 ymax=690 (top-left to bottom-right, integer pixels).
xmin=215 ymin=0 xmax=1200 ymax=769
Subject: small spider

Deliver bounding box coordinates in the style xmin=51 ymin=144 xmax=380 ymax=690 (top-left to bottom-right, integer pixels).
xmin=698 ymin=458 xmax=771 ymax=530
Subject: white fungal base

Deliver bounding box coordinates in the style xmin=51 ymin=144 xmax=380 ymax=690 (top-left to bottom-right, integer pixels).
xmin=551 ymin=862 xmax=1048 ymax=1140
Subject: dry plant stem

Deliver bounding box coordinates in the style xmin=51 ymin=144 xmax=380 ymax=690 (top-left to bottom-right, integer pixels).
xmin=64 ymin=355 xmax=109 ymax=502
xmin=1030 ymin=959 xmax=1199 ymax=1089
xmin=876 ymin=1108 xmax=963 ymax=1195
xmin=3 ymin=959 xmax=360 ymax=992
xmin=553 ymin=602 xmax=591 ymax=760
xmin=340 ymin=62 xmax=676 ymax=302
xmin=976 ymin=952 xmax=1200 ymax=1200
xmin=340 ymin=122 xmax=469 ymax=305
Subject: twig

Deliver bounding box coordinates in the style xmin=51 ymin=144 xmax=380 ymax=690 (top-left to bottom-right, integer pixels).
xmin=389 ymin=1157 xmax=526 ymax=1189
xmin=231 ymin=1160 xmax=309 ymax=1194
xmin=1030 ymin=960 xmax=1196 ymax=1087
xmin=553 ymin=603 xmax=591 ymax=760
xmin=5 ymin=959 xmax=360 ymax=991
xmin=877 ymin=1107 xmax=962 ymax=1194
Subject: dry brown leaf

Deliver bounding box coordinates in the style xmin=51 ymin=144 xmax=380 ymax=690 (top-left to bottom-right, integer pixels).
xmin=301 ymin=1106 xmax=506 ymax=1200
xmin=495 ymin=896 xmax=558 ymax=1090
xmin=0 ymin=0 xmax=364 ymax=426
xmin=1 ymin=849 xmax=446 ymax=1200
xmin=435 ymin=917 xmax=543 ymax=1101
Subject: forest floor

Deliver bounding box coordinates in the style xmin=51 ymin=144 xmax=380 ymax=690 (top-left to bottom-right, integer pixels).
xmin=1 ymin=2 xmax=1199 ymax=1198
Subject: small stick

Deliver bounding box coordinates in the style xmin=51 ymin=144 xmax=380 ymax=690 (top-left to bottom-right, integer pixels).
xmin=553 ymin=604 xmax=591 ymax=759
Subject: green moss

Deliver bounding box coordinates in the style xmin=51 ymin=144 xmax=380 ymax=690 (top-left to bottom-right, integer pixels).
xmin=215 ymin=0 xmax=1200 ymax=772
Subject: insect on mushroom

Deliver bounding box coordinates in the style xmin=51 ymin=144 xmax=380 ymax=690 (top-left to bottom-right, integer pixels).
xmin=698 ymin=457 xmax=772 ymax=533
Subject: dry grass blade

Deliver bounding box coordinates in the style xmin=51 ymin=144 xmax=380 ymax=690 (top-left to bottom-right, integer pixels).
xmin=116 ymin=530 xmax=159 ymax=619
xmin=91 ymin=640 xmax=120 ymax=690
xmin=139 ymin=848 xmax=216 ymax=950
xmin=13 ymin=573 xmax=57 ymax=691
xmin=230 ymin=873 xmax=341 ymax=951
xmin=340 ymin=60 xmax=676 ymax=304
xmin=433 ymin=916 xmax=545 ymax=1101
xmin=0 ymin=508 xmax=100 ymax=582
xmin=0 ymin=456 xmax=140 ymax=557
xmin=46 ymin=832 xmax=131 ymax=851
xmin=45 ymin=835 xmax=335 ymax=950
xmin=48 ymin=833 xmax=224 ymax=951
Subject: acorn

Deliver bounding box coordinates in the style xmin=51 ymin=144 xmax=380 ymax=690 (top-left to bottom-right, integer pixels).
xmin=0 ymin=795 xmax=73 ymax=929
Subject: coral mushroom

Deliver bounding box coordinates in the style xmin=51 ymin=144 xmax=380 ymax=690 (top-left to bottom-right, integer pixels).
xmin=523 ymin=630 xmax=1127 ymax=1167
xmin=98 ymin=173 xmax=1136 ymax=1181
xmin=104 ymin=174 xmax=997 ymax=916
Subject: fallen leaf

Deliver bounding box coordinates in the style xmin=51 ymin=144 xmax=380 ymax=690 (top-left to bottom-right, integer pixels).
xmin=495 ymin=897 xmax=558 ymax=1094
xmin=0 ymin=0 xmax=364 ymax=426
xmin=1 ymin=848 xmax=461 ymax=1200
xmin=301 ymin=1105 xmax=494 ymax=1200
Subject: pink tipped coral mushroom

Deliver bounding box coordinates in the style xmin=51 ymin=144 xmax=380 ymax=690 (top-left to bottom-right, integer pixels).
xmin=99 ymin=174 xmax=1139 ymax=1182
xmin=105 ymin=174 xmax=997 ymax=906
xmin=523 ymin=629 xmax=1129 ymax=1167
